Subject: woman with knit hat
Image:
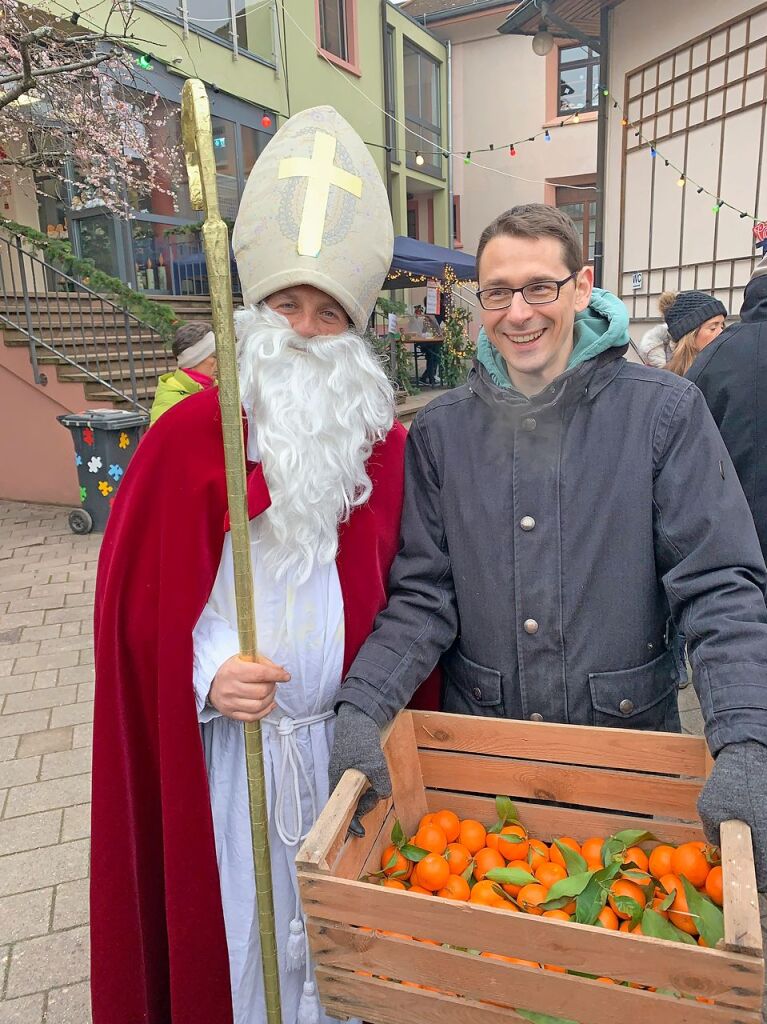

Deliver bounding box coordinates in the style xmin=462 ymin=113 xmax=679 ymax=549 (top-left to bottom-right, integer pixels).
xmin=637 ymin=290 xmax=677 ymax=367
xmin=664 ymin=290 xmax=727 ymax=375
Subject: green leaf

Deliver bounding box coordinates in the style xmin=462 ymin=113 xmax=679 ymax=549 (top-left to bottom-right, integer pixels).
xmin=612 ymin=830 xmax=655 ymax=847
xmin=391 ymin=820 xmax=406 ymax=848
xmin=382 ymin=850 xmax=399 ymax=873
xmin=681 ymin=877 xmax=724 ymax=948
xmin=495 ymin=796 xmax=519 ymax=824
xmin=575 ymin=862 xmax=621 ymax=925
xmin=400 ymin=843 xmax=429 ymax=862
xmin=611 ymin=894 xmax=643 ymax=926
xmin=658 ymin=889 xmax=676 ymax=912
xmin=461 ymin=863 xmax=475 ymax=883
xmin=601 ymin=837 xmax=626 ymax=867
xmin=544 ymin=870 xmax=596 ymax=903
xmin=641 ymin=907 xmax=697 ymax=945
xmin=553 ymin=839 xmax=587 ymax=876
xmin=485 ymin=866 xmax=537 ymax=887
xmin=499 ymin=832 xmax=526 ymax=847
xmin=515 ymin=1011 xmax=578 ymax=1024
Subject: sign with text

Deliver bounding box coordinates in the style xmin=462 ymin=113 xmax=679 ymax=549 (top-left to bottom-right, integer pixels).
xmin=631 ymin=271 xmax=643 ymax=290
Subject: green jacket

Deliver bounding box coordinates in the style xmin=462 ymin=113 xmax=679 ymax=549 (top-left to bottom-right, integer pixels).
xmin=149 ymin=369 xmax=205 ymax=426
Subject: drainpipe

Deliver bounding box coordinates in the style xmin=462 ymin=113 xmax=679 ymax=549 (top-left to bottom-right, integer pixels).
xmin=380 ymin=0 xmax=394 ymax=209
xmin=593 ymin=5 xmax=609 ymax=288
xmin=447 ymin=38 xmax=454 ymax=249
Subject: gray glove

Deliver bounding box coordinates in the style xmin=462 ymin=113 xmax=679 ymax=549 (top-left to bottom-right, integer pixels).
xmin=328 ymin=702 xmax=391 ymax=825
xmin=698 ymin=740 xmax=767 ymax=890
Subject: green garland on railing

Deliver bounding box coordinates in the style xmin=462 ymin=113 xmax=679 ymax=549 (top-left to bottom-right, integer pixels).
xmin=0 ymin=218 xmax=182 ymax=344
xmin=440 ymin=306 xmax=474 ymax=389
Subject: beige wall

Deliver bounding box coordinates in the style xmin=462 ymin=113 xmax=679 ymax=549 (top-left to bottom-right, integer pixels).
xmin=432 ymin=12 xmax=597 ymax=256
xmin=604 ymin=0 xmax=766 ymax=339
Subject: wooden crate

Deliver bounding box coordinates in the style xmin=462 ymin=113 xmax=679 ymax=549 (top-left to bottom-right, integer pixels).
xmin=297 ymin=710 xmax=764 ymax=1024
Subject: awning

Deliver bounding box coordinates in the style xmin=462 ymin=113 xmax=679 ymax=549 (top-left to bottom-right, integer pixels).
xmin=385 ymin=235 xmax=477 ymax=289
xmin=498 ymin=0 xmax=623 ymax=40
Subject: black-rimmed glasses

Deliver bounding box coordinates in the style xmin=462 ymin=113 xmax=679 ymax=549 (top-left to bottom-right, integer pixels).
xmin=476 ymin=272 xmax=578 ymax=310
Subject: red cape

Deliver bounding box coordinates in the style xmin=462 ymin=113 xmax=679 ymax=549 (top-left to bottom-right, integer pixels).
xmin=91 ymin=387 xmax=439 ymax=1024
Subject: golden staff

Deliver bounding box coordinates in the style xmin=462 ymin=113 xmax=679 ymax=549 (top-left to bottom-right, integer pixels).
xmin=181 ymin=78 xmax=282 ymax=1024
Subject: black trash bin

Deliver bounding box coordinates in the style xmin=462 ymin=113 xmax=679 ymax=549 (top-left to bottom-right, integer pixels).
xmin=57 ymin=409 xmax=148 ymax=534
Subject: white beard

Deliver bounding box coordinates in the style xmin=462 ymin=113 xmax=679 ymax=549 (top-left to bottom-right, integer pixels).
xmin=234 ymin=304 xmax=395 ymax=584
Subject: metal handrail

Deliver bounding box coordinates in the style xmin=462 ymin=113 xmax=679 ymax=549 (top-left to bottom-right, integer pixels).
xmin=0 ymin=228 xmax=174 ymax=410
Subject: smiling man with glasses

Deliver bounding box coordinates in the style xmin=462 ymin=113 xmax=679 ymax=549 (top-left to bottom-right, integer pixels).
xmin=329 ymin=203 xmax=767 ymax=906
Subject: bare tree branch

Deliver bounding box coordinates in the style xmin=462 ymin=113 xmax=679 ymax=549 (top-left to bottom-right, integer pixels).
xmin=0 ymin=48 xmax=116 ymax=88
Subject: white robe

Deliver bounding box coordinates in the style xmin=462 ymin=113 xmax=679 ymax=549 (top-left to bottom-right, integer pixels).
xmin=192 ymin=426 xmax=359 ymax=1024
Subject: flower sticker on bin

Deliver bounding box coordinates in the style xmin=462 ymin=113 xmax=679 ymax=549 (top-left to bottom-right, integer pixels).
xmin=108 ymin=464 xmax=124 ymax=482
xmin=83 ymin=427 xmax=94 ymax=446
xmin=118 ymin=432 xmax=130 ymax=449
xmin=80 ymin=486 xmax=87 ymax=503
xmin=75 ymin=454 xmax=82 ymax=467
xmin=98 ymin=481 xmax=113 ymax=497
xmin=88 ymin=456 xmax=103 ymax=474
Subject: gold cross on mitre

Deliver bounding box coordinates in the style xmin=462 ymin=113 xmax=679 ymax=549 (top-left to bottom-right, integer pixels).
xmin=278 ymin=130 xmax=363 ymax=257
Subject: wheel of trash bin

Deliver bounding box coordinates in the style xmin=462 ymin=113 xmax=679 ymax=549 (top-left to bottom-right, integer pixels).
xmin=68 ymin=509 xmax=93 ymax=535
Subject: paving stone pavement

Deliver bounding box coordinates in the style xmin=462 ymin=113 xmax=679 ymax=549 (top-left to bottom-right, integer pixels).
xmin=0 ymin=501 xmax=98 ymax=1024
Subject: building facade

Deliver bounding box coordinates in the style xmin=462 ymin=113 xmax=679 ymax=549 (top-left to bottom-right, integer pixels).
xmin=4 ymin=0 xmax=450 ymax=295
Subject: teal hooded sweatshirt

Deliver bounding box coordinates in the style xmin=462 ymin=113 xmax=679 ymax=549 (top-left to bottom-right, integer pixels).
xmin=476 ymin=287 xmax=630 ymax=391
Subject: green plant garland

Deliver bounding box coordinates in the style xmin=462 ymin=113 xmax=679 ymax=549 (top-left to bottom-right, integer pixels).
xmin=440 ymin=305 xmax=474 ymax=389
xmin=0 ymin=217 xmax=182 ymax=344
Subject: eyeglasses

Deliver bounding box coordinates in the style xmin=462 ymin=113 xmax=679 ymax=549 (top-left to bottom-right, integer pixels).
xmin=476 ymin=272 xmax=578 ymax=310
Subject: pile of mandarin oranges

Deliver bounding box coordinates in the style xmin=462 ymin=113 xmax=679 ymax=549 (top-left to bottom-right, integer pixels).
xmin=357 ymin=800 xmax=725 ymax=1003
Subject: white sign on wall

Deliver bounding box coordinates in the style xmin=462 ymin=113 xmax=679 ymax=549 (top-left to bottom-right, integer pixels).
xmin=631 ymin=272 xmax=643 ymax=291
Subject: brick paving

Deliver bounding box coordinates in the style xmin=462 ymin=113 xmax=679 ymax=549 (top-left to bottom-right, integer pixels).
xmin=0 ymin=501 xmax=98 ymax=1024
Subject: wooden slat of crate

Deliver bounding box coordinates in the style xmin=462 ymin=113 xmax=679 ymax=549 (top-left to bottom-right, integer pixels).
xmin=412 ymin=711 xmax=708 ymax=777
xmin=330 ymin=797 xmax=391 ymax=880
xmin=419 ymin=749 xmax=702 ymax=818
xmin=424 ymin=790 xmax=706 ymax=845
xmin=721 ymin=819 xmax=763 ymax=956
xmin=298 ymin=874 xmax=763 ymax=1009
xmin=310 ymin=926 xmax=755 ymax=1024
xmin=358 ymin=806 xmax=398 ymax=881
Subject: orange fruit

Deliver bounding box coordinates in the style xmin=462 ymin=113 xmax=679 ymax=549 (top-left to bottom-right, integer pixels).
xmin=623 ymin=847 xmax=650 ymax=873
xmin=596 ymin=905 xmax=620 ymax=930
xmin=705 ymin=864 xmax=723 ymax=906
xmin=527 ymin=838 xmax=549 ymax=870
xmin=459 ymin=819 xmax=488 ymax=855
xmin=619 ymin=919 xmax=643 ymax=934
xmin=437 ymin=874 xmax=471 ymax=901
xmin=500 ymin=859 xmax=534 ymax=897
xmin=432 ymin=809 xmax=461 ymax=843
xmin=414 ymin=823 xmax=448 ymax=856
xmin=414 ymin=853 xmax=451 ymax=892
xmin=408 ymin=884 xmax=432 ymax=895
xmin=549 ymin=837 xmax=581 ymax=868
xmin=542 ymin=909 xmax=571 ymax=921
xmin=542 ymin=963 xmax=567 ymax=972
xmin=497 ymin=824 xmax=529 ymax=861
xmin=581 ymin=837 xmax=605 ymax=867
xmin=380 ymin=844 xmax=412 ymax=880
xmin=469 ymin=879 xmax=506 ymax=907
xmin=648 ymin=844 xmax=675 ymax=879
xmin=659 ymin=873 xmax=698 ymax=935
xmin=382 ymin=878 xmax=407 ymax=889
xmin=418 ymin=812 xmax=436 ymax=829
xmin=481 ymin=951 xmax=538 ymax=968
xmin=445 ymin=842 xmax=472 ymax=875
xmin=517 ymin=883 xmax=550 ymax=915
xmin=671 ymin=843 xmax=711 ymax=888
xmin=596 ymin=977 xmax=617 ymax=984
xmin=474 ymin=847 xmax=506 ymax=882
xmin=535 ymin=862 xmax=567 ymax=889
xmin=485 ymin=832 xmax=501 ymax=852
xmin=608 ymin=879 xmax=647 ymax=919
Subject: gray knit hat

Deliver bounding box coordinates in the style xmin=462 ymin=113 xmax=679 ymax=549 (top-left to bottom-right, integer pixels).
xmin=665 ymin=290 xmax=728 ymax=342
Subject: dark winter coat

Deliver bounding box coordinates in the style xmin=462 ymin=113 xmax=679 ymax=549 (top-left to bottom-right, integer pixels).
xmin=687 ymin=274 xmax=767 ymax=560
xmin=342 ymin=349 xmax=767 ymax=755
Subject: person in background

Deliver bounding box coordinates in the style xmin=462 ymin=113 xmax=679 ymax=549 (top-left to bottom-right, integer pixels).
xmin=664 ymin=291 xmax=727 ymax=376
xmin=688 ymin=253 xmax=767 ymax=560
xmin=150 ymin=321 xmax=217 ymax=425
xmin=638 ymin=290 xmax=677 ymax=367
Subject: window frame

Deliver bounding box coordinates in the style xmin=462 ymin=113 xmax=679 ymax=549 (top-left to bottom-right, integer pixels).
xmin=314 ymin=0 xmax=360 ymax=76
xmin=384 ymin=24 xmax=398 ymax=161
xmin=403 ymin=38 xmax=442 ymax=178
xmin=557 ymin=43 xmax=601 ymax=117
xmin=555 ymin=183 xmax=598 ymax=265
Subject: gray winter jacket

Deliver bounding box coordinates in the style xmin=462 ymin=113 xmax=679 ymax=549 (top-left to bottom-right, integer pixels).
xmin=342 ymin=350 xmax=767 ymax=755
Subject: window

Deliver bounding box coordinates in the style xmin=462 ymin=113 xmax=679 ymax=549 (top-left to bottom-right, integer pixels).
xmin=556 ymin=185 xmax=597 ymax=264
xmin=558 ymin=45 xmax=600 ymax=116
xmin=137 ymin=0 xmax=274 ymax=64
xmin=319 ymin=0 xmax=348 ymax=60
xmin=452 ymin=195 xmax=462 ymax=248
xmin=403 ymin=40 xmax=441 ymax=177
xmin=384 ymin=25 xmax=397 ymax=159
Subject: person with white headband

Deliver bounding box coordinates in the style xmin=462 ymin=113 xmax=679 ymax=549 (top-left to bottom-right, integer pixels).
xmin=91 ymin=105 xmax=438 ymax=1024
xmin=149 ymin=320 xmax=218 ymax=424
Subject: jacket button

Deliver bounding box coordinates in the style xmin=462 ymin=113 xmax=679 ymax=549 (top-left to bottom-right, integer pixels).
xmin=619 ymin=699 xmax=635 ymax=715
xmin=530 ymin=712 xmax=544 ymax=722
xmin=523 ymin=618 xmax=539 ymax=634
xmin=521 ymin=417 xmax=537 ymax=432
xmin=472 ymin=687 xmax=483 ymax=700
xmin=520 ymin=516 xmax=536 ymax=531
